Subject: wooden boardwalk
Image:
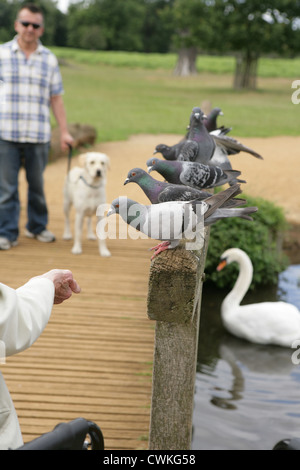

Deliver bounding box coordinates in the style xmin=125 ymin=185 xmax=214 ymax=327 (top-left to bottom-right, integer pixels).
xmin=0 ymin=142 xmax=157 ymax=450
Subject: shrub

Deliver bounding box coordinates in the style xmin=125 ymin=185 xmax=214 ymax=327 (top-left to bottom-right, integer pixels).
xmin=205 ymin=194 xmax=289 ymax=289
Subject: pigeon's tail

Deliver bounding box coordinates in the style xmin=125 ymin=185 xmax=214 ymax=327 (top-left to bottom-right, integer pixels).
xmin=230 ymin=206 xmax=258 ymax=220
xmin=205 ymin=206 xmax=258 ymax=225
xmin=210 ymin=126 xmax=232 ymax=136
xmin=202 ymin=184 xmax=242 ymax=220
xmin=222 ymin=197 xmax=247 ymax=208
xmin=213 ymin=134 xmax=263 ymax=159
xmin=224 ymin=170 xmax=246 ymax=185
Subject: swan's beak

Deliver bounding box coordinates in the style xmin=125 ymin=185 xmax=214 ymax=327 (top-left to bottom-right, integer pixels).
xmin=217 ymin=259 xmax=227 ymax=272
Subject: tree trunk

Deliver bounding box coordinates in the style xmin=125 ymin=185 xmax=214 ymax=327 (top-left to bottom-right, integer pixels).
xmin=173 ymin=47 xmax=198 ymax=76
xmin=234 ymin=52 xmax=259 ymax=89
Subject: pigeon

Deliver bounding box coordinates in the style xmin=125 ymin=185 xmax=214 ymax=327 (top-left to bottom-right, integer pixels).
xmin=153 ymin=140 xmax=186 ymax=161
xmin=124 ymin=167 xmax=210 ymax=203
xmin=152 ymin=108 xmax=229 ymax=161
xmin=146 ymin=157 xmax=246 ymax=189
xmin=203 ymin=107 xmax=231 ymax=135
xmin=177 ymin=107 xmax=263 ymax=167
xmin=177 ymin=107 xmax=216 ymax=164
xmin=107 ymin=184 xmax=258 ymax=258
xmin=124 ymin=167 xmax=245 ymax=206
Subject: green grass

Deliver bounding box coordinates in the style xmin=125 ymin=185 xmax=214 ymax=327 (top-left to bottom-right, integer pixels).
xmin=51 ymin=48 xmax=299 ymax=142
xmin=52 ymin=47 xmax=300 ymax=78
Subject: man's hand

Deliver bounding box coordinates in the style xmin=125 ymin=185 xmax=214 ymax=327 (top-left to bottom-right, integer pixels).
xmin=60 ymin=131 xmax=74 ymax=152
xmin=34 ymin=269 xmax=81 ymax=304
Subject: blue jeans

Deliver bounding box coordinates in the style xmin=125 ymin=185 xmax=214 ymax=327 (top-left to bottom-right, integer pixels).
xmin=0 ymin=139 xmax=50 ymax=241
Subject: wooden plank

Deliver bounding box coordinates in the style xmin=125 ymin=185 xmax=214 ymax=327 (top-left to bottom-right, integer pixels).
xmin=1 ymin=154 xmax=156 ymax=450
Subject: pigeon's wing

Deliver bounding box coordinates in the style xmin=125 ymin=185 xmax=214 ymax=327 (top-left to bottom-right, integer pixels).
xmin=181 ymin=162 xmax=244 ymax=188
xmin=157 ymin=185 xmax=205 ymax=203
xmin=180 ymin=163 xmax=211 ymax=187
xmin=213 ymin=134 xmax=263 ymax=159
xmin=200 ymin=184 xmax=243 ymax=220
xmin=205 ymin=206 xmax=258 ymax=225
xmin=223 ymin=170 xmax=246 ymax=184
xmin=177 ymin=140 xmax=199 ymax=162
xmin=142 ymin=201 xmax=186 ymax=241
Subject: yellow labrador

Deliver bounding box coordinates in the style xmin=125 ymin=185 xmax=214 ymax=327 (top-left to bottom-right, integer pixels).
xmin=63 ymin=152 xmax=111 ymax=256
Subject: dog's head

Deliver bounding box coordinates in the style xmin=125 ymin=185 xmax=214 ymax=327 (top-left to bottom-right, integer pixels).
xmin=79 ymin=152 xmax=110 ymax=180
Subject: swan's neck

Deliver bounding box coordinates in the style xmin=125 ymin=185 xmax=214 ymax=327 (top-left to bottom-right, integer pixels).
xmin=223 ymin=255 xmax=253 ymax=310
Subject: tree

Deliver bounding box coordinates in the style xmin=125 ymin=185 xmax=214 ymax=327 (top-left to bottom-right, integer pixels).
xmin=171 ymin=0 xmax=216 ymax=76
xmin=171 ymin=0 xmax=300 ymax=88
xmin=215 ymin=0 xmax=300 ymax=89
xmin=142 ymin=0 xmax=175 ymax=53
xmin=67 ymin=0 xmax=146 ymax=51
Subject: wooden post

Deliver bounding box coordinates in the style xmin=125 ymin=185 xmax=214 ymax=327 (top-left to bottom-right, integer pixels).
xmin=147 ymin=229 xmax=210 ymax=450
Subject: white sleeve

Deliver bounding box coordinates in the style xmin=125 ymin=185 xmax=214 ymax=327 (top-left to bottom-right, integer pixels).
xmin=0 ymin=278 xmax=55 ymax=357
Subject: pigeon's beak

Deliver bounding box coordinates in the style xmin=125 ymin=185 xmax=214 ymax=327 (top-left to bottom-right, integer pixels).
xmin=220 ymin=111 xmax=224 ymax=116
xmin=107 ymin=207 xmax=115 ymax=217
xmin=153 ymin=150 xmax=158 ymax=154
xmin=147 ymin=166 xmax=153 ymax=173
xmin=216 ymin=258 xmax=227 ymax=272
xmin=203 ymin=114 xmax=208 ymax=119
xmin=124 ymin=178 xmax=129 ymax=185
xmin=194 ymin=113 xmax=200 ymax=120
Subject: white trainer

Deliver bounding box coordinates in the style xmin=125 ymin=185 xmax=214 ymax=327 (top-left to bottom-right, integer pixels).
xmin=25 ymin=229 xmax=56 ymax=243
xmin=0 ymin=237 xmax=18 ymax=250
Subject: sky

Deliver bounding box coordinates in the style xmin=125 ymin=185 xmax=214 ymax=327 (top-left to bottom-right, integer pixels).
xmin=56 ymin=0 xmax=72 ymax=13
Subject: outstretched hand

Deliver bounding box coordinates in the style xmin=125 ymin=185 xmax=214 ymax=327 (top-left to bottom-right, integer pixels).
xmin=34 ymin=269 xmax=81 ymax=304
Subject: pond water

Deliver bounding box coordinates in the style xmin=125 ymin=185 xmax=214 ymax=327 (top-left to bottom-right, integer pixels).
xmin=192 ymin=264 xmax=300 ymax=450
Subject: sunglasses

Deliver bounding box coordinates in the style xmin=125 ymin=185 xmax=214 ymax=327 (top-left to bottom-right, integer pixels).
xmin=19 ymin=20 xmax=42 ymax=30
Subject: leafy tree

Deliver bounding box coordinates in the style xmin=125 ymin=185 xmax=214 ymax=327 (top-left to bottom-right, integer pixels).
xmin=214 ymin=0 xmax=300 ymax=88
xmin=67 ymin=0 xmax=146 ymax=51
xmin=171 ymin=0 xmax=216 ymax=75
xmin=142 ymin=0 xmax=175 ymax=53
xmin=170 ymin=0 xmax=300 ymax=88
xmin=0 ymin=0 xmax=16 ymax=42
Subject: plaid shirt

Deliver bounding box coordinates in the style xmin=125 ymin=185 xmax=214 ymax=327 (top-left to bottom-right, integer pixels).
xmin=0 ymin=36 xmax=64 ymax=143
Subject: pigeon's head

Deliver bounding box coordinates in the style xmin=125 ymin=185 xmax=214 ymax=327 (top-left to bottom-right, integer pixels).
xmin=205 ymin=107 xmax=223 ymax=122
xmin=107 ymin=197 xmax=141 ymax=218
xmin=212 ymin=107 xmax=223 ymax=117
xmin=190 ymin=107 xmax=206 ymax=124
xmin=124 ymin=168 xmax=149 ymax=185
xmin=153 ymin=144 xmax=170 ymax=156
xmin=146 ymin=157 xmax=161 ymax=173
xmin=107 ymin=198 xmax=121 ymax=216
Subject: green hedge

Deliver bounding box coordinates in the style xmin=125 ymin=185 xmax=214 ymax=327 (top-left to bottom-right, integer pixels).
xmin=205 ymin=194 xmax=289 ymax=289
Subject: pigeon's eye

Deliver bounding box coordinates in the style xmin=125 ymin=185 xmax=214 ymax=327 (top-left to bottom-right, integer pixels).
xmin=131 ymin=172 xmax=136 ymax=176
xmin=115 ymin=204 xmax=119 ymax=208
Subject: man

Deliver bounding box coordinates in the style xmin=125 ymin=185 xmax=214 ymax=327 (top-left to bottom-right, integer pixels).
xmin=0 ymin=3 xmax=74 ymax=250
xmin=0 ymin=268 xmax=81 ymax=449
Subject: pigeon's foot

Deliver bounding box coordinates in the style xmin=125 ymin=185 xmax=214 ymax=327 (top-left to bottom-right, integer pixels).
xmin=150 ymin=241 xmax=170 ymax=259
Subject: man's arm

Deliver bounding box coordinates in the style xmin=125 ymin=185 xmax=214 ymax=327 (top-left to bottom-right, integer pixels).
xmin=50 ymin=94 xmax=74 ymax=152
xmin=0 ymin=270 xmax=80 ymax=357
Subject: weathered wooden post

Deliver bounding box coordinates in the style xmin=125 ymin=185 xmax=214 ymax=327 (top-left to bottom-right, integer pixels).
xmin=147 ymin=228 xmax=210 ymax=450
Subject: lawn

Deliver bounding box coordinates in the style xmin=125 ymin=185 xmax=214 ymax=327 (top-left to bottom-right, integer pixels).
xmin=52 ymin=48 xmax=299 ymax=142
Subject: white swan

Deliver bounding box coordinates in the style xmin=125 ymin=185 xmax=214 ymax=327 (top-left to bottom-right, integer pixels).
xmin=217 ymin=248 xmax=300 ymax=347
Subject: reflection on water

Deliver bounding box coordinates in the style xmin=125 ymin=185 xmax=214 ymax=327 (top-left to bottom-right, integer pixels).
xmin=192 ymin=265 xmax=300 ymax=450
